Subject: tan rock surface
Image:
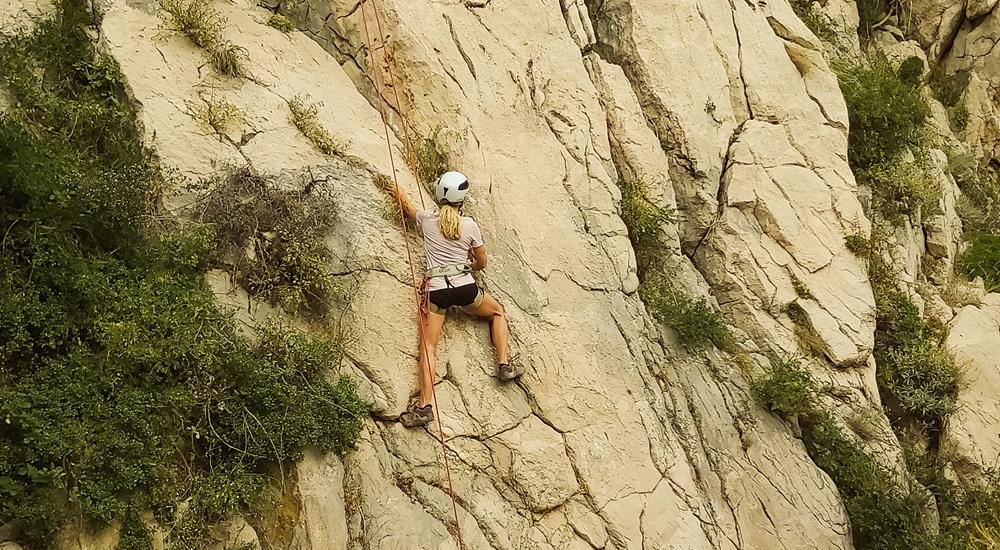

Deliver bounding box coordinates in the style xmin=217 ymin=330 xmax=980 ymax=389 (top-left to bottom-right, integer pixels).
xmin=945 ymin=297 xmax=1000 ymax=480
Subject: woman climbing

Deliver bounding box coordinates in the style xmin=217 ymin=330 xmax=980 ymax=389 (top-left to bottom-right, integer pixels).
xmin=380 ymin=171 xmax=521 ymax=428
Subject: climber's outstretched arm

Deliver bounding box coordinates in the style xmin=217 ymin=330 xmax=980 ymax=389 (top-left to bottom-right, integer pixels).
xmin=376 ymin=175 xmax=417 ymax=222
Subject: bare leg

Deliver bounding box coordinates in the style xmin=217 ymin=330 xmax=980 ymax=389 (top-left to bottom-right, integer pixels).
xmin=418 ymin=310 xmax=446 ymax=407
xmin=466 ymin=293 xmax=509 ymax=364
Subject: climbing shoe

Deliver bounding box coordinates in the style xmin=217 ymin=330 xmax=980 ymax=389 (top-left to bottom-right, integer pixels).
xmin=497 ymin=359 xmax=523 ymax=381
xmin=400 ymin=403 xmax=434 ymax=428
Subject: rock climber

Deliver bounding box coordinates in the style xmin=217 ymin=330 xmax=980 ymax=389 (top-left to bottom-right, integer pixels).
xmin=379 ymin=170 xmax=522 ymax=428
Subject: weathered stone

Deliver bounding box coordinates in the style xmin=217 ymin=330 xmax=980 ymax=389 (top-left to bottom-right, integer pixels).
xmin=945 ymin=299 xmax=1000 ymax=480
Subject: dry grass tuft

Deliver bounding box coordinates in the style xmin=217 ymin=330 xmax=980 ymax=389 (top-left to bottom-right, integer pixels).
xmin=288 ymin=95 xmax=348 ymax=156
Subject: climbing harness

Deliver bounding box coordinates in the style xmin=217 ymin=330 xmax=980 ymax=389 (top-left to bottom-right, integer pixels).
xmin=426 ymin=263 xmax=473 ymax=288
xmin=357 ymin=1 xmax=466 ymax=548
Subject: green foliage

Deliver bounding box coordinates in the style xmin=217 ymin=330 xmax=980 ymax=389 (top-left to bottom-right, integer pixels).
xmin=752 ymin=357 xmax=817 ymax=418
xmin=267 ymin=14 xmax=294 ymax=33
xmin=790 ymin=274 xmax=814 ymax=300
xmin=640 ymin=277 xmax=729 ymax=349
xmin=897 ymin=56 xmax=925 ymax=87
xmin=288 ymin=94 xmax=348 ymax=156
xmin=929 ymin=68 xmax=970 ymax=109
xmin=0 ymin=5 xmax=365 ymax=546
xmin=405 ymin=134 xmax=449 ymax=194
xmin=858 ymin=154 xmax=941 ymax=221
xmin=116 ymin=508 xmax=153 ymax=550
xmin=958 ymin=234 xmax=1000 ymax=291
xmin=836 ymin=55 xmax=931 ymax=172
xmin=950 ymin=153 xmax=1000 ymax=236
xmin=951 ymin=99 xmax=969 ymax=133
xmin=804 ymin=415 xmax=933 ymax=549
xmin=790 ymin=0 xmax=836 ymax=42
xmin=845 ymin=233 xmax=872 ymax=256
xmin=193 ymin=165 xmax=339 ymax=316
xmin=871 ymin=260 xmax=962 ymax=423
xmin=618 ymin=177 xmax=676 ymax=276
xmin=158 ymin=0 xmax=247 ymax=77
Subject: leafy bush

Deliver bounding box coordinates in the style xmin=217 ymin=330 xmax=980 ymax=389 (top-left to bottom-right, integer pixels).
xmin=193 ymin=164 xmax=338 ymax=316
xmin=836 ymin=55 xmax=931 ymax=172
xmin=158 ymin=0 xmax=247 ymax=77
xmin=897 ymin=56 xmax=925 ymax=87
xmin=116 ymin=508 xmax=153 ymax=550
xmin=288 ymin=94 xmax=347 ymax=156
xmin=873 ymin=271 xmax=963 ymax=423
xmin=0 ymin=4 xmax=365 ymax=546
xmin=958 ymin=234 xmax=1000 ymax=291
xmin=857 ymin=154 xmax=940 ymax=220
xmin=951 ymin=154 xmax=1000 ymax=236
xmin=845 ymin=233 xmax=872 ymax=256
xmin=618 ymin=176 xmax=676 ymax=276
xmin=640 ymin=277 xmax=729 ymax=349
xmin=790 ymin=0 xmax=836 ymax=42
xmin=929 ymin=68 xmax=970 ymax=109
xmin=804 ymin=415 xmax=933 ymax=549
xmin=752 ymin=356 xmax=817 ymax=418
xmin=267 ymin=14 xmax=294 ymax=33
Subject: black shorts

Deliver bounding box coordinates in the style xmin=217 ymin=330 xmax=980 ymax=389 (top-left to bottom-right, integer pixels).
xmin=428 ymin=283 xmax=482 ymax=313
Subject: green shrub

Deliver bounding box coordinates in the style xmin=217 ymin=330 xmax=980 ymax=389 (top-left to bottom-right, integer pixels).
xmin=0 ymin=4 xmax=366 ymax=546
xmin=929 ymin=68 xmax=970 ymax=109
xmin=116 ymin=508 xmax=153 ymax=550
xmin=958 ymin=234 xmax=1000 ymax=291
xmin=873 ymin=273 xmax=963 ymax=423
xmin=804 ymin=415 xmax=933 ymax=549
xmin=898 ymin=56 xmax=925 ymax=87
xmin=640 ymin=277 xmax=729 ymax=349
xmin=858 ymin=154 xmax=940 ymax=221
xmin=790 ymin=0 xmax=836 ymax=42
xmin=951 ymin=154 xmax=1000 ymax=236
xmin=288 ymin=94 xmax=348 ymax=156
xmin=618 ymin=177 xmax=676 ymax=276
xmin=193 ymin=164 xmax=338 ymax=316
xmin=836 ymin=55 xmax=931 ymax=172
xmin=267 ymin=14 xmax=294 ymax=33
xmin=951 ymin=99 xmax=969 ymax=133
xmin=785 ymin=302 xmax=827 ymax=358
xmin=752 ymin=356 xmax=817 ymax=418
xmin=845 ymin=233 xmax=872 ymax=256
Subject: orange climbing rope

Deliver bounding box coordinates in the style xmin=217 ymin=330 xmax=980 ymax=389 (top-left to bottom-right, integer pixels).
xmin=356 ymin=2 xmax=466 ymax=548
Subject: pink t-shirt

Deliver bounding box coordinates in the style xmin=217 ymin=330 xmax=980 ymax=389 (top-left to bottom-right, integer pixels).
xmin=416 ymin=209 xmax=484 ymax=291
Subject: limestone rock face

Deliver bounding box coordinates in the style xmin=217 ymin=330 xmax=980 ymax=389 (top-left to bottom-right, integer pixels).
xmin=945 ymin=296 xmax=1000 ymax=479
xmin=5 ymin=0 xmax=960 ymax=547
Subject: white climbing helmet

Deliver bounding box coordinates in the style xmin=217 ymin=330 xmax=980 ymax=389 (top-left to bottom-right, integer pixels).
xmin=435 ymin=171 xmax=470 ymax=205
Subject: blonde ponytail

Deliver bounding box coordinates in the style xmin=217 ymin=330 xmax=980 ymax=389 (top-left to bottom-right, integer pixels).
xmin=438 ymin=204 xmax=461 ymax=240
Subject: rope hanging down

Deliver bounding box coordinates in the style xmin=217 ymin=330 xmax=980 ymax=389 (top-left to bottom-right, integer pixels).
xmin=357 ymin=1 xmax=466 ymax=548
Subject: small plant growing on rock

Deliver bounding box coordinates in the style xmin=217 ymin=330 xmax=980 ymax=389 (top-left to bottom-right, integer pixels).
xmin=158 ymin=0 xmax=248 ymax=77
xmin=752 ymin=356 xmax=817 ymax=418
xmin=187 ymin=95 xmax=245 ymax=137
xmin=785 ymin=301 xmax=827 ymax=358
xmin=194 ymin=164 xmax=338 ymax=316
xmin=267 ymin=13 xmax=294 ymax=33
xmin=618 ymin=176 xmax=676 ymax=276
xmin=790 ymin=274 xmax=814 ymax=300
xmin=288 ymin=94 xmax=348 ymax=156
xmin=858 ymin=154 xmax=940 ymax=221
xmin=405 ymin=134 xmax=449 ymax=193
xmin=790 ymin=0 xmax=836 ymax=42
xmin=844 ymin=233 xmax=872 ymax=257
xmin=897 ymin=56 xmax=925 ymax=88
xmin=957 ymin=234 xmax=1000 ymax=291
xmin=640 ymin=276 xmax=729 ymax=350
